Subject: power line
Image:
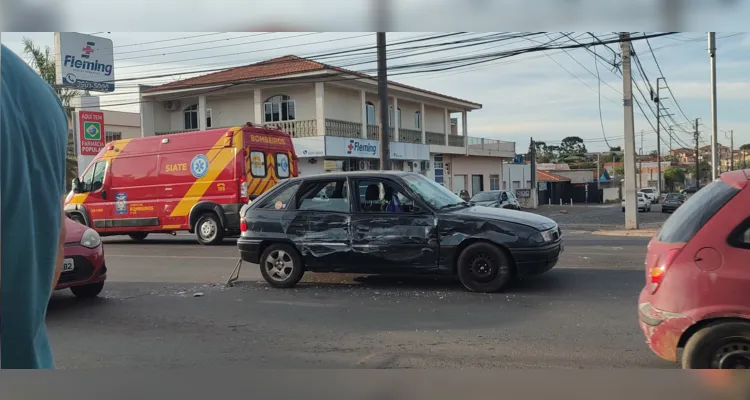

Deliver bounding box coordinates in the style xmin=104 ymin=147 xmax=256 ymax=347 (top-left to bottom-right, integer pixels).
xmin=91 ymin=32 xmax=676 ymax=109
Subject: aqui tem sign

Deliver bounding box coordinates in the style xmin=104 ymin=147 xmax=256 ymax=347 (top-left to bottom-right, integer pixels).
xmin=54 ymin=32 xmax=115 ymax=92
xmin=78 ymin=111 xmax=105 ymax=155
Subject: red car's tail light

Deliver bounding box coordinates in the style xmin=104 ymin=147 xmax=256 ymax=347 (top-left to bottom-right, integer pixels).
xmin=240 ymin=217 xmax=248 ymax=233
xmin=239 ymin=174 xmax=249 ymax=204
xmin=650 ymin=248 xmax=681 ymax=294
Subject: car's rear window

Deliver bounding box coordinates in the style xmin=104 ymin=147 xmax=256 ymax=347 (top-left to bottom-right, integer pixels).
xmin=641 ymin=189 xmax=654 ymax=193
xmin=470 ymin=192 xmax=498 ymax=202
xmin=657 ymin=180 xmax=740 ymax=243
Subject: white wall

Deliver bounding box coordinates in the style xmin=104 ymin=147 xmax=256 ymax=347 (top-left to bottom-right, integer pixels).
xmin=502 ymin=163 xmax=532 ymax=190
xmin=207 ymin=92 xmax=255 ymax=127
xmin=424 ymin=104 xmax=446 ymax=133
xmin=449 ymin=155 xmax=506 ymax=194
xmin=297 ymin=158 xmax=325 ymax=177
xmin=602 ymin=187 xmax=620 ymax=202
xmin=325 ymin=86 xmax=361 ymax=121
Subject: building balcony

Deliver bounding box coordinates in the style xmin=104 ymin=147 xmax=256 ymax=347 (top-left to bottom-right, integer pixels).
xmin=467 ymin=136 xmax=515 ymax=157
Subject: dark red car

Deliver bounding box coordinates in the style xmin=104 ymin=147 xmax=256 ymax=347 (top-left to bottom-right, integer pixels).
xmin=638 ymin=169 xmax=750 ymax=369
xmin=58 ymin=217 xmax=107 ymax=298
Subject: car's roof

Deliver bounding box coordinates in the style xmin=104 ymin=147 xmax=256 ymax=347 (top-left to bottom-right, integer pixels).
xmin=287 ymin=170 xmax=415 ymax=182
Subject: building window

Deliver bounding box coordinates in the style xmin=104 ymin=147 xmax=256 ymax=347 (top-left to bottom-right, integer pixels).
xmin=206 ymin=109 xmax=213 ymax=128
xmin=263 ymin=95 xmax=296 ymax=122
xmin=184 ymin=104 xmax=198 ymax=130
xmin=366 ymin=102 xmax=376 ymax=126
xmin=389 ymin=106 xmax=401 ymax=127
xmin=490 ymin=174 xmax=500 ymax=190
xmin=105 ymin=131 xmax=122 ymax=143
xmin=414 ymin=111 xmax=422 ymax=130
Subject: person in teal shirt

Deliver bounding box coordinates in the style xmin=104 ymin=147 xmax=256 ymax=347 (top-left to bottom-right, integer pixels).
xmin=1 ymin=44 xmax=68 ymax=369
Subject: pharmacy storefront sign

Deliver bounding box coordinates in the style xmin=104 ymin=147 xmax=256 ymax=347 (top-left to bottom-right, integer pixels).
xmin=79 ymin=111 xmax=106 ymax=156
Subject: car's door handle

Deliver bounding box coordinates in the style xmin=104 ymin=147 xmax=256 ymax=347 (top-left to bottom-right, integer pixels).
xmin=102 ymin=190 xmax=107 ymax=200
xmin=695 ymin=257 xmax=703 ymax=262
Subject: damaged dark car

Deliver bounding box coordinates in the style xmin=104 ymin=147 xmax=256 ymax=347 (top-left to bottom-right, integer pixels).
xmin=237 ymin=171 xmax=563 ymax=293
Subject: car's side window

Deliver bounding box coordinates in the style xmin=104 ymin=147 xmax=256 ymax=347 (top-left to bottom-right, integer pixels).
xmin=297 ymin=179 xmax=349 ymax=212
xmin=501 ymin=192 xmax=509 ymax=202
xmin=256 ymin=182 xmax=300 ymax=210
xmin=728 ymin=218 xmax=750 ymax=250
xmin=355 ymin=179 xmax=418 ymax=213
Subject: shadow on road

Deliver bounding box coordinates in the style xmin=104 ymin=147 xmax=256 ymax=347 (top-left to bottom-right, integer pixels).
xmin=46 ymin=293 xmax=112 ymax=319
xmin=103 ymin=237 xmax=238 ymax=246
xmin=236 ymin=268 xmax=644 ymax=297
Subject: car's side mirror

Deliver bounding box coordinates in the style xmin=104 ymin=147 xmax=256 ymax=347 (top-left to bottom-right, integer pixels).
xmin=72 ymin=178 xmax=82 ymax=193
xmin=412 ymin=205 xmax=422 ymax=214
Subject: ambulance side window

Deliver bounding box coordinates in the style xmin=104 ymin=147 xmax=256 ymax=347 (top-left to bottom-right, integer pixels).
xmin=276 ymin=153 xmax=290 ymax=179
xmin=83 ymin=161 xmax=107 ymax=192
xmin=250 ymin=151 xmax=266 ymax=178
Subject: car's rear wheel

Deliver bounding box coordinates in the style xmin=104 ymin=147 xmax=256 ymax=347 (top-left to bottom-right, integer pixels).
xmin=682 ymin=322 xmax=750 ymax=369
xmin=129 ymin=232 xmax=149 ymax=241
xmin=195 ymin=213 xmax=225 ymax=245
xmin=70 ymin=282 xmax=104 ymax=298
xmin=456 ymin=242 xmax=513 ymax=293
xmin=259 ymin=243 xmax=305 ymax=288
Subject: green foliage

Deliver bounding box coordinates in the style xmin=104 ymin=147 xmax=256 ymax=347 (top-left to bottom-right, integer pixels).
xmin=614 ymin=165 xmax=625 ymax=176
xmin=559 ymin=136 xmax=587 ymax=158
xmin=22 ymin=37 xmax=82 ymax=190
xmin=664 ymin=166 xmax=686 ymax=190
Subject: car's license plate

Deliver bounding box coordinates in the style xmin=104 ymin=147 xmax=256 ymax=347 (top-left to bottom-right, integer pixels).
xmin=62 ymin=258 xmax=75 ymax=272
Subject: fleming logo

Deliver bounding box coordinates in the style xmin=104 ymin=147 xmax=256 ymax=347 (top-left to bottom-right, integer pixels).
xmin=81 ymin=42 xmax=95 ymax=59
xmin=346 ymin=140 xmax=377 ymax=155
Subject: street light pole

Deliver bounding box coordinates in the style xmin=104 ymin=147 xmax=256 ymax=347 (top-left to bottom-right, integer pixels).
xmin=654 ymin=77 xmax=664 ymax=194
xmin=376 ymin=32 xmax=391 ymax=170
xmin=709 ymin=32 xmax=719 ymax=180
xmin=620 ymin=33 xmax=639 ymax=230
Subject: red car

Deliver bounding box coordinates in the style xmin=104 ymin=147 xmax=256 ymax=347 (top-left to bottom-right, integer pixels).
xmin=638 ymin=169 xmax=750 ymax=369
xmin=58 ymin=217 xmax=107 ymax=298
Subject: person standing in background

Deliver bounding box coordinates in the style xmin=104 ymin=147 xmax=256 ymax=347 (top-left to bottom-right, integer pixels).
xmin=1 ymin=44 xmax=67 ymax=369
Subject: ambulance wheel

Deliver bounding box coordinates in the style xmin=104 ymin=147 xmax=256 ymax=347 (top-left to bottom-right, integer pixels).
xmin=196 ymin=213 xmax=225 ymax=245
xmin=128 ymin=233 xmax=149 ymax=241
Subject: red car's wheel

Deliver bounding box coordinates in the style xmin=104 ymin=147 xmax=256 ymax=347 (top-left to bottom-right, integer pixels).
xmin=70 ymin=282 xmax=104 ymax=298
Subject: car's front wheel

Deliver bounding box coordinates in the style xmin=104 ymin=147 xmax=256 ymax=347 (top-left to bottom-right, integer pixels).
xmin=259 ymin=243 xmax=305 ymax=288
xmin=129 ymin=232 xmax=149 ymax=241
xmin=70 ymin=282 xmax=104 ymax=298
xmin=682 ymin=322 xmax=750 ymax=369
xmin=456 ymin=242 xmax=513 ymax=293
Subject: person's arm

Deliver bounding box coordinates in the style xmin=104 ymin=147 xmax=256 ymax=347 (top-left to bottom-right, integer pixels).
xmin=52 ymin=199 xmax=65 ymax=293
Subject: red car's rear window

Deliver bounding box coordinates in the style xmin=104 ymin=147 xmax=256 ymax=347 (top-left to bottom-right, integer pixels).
xmin=657 ymin=179 xmax=740 ymax=244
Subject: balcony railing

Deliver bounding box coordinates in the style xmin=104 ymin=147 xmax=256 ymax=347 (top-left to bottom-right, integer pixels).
xmin=467 ymin=136 xmax=515 ymax=153
xmin=426 ymin=131 xmax=445 ymax=145
xmin=325 ymin=119 xmax=361 ymax=138
xmin=398 ymin=128 xmax=422 ymax=144
xmin=448 ymin=135 xmax=465 ymax=147
xmin=263 ymin=120 xmax=316 ymax=137
xmin=366 ymin=125 xmax=379 ymax=140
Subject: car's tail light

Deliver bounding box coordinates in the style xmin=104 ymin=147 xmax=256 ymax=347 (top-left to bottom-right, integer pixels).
xmin=240 ymin=217 xmax=248 ymax=232
xmin=649 ymin=249 xmax=681 ymax=294
xmin=239 ymin=174 xmax=249 ymax=203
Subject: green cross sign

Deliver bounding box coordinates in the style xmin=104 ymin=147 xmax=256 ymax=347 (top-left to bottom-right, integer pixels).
xmin=83 ymin=121 xmax=101 ymax=140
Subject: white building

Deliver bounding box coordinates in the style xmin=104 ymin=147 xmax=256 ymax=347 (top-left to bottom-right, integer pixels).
xmin=138 ymin=55 xmax=515 ymax=187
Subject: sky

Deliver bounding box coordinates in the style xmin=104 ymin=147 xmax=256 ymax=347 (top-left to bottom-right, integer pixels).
xmin=2 ymin=31 xmax=748 ymax=155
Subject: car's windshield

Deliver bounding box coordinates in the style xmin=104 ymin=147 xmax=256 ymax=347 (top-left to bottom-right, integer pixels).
xmin=470 ymin=191 xmax=499 ymax=202
xmin=640 ymin=189 xmax=653 ymax=193
xmin=401 ymin=174 xmax=466 ymax=209
xmin=666 ymin=193 xmax=683 ymax=200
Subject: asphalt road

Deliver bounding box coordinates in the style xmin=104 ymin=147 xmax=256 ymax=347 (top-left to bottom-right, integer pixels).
xmin=47 ymin=229 xmax=676 ymax=369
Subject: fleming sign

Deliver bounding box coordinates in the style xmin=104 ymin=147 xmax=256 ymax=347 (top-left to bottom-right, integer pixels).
xmin=78 ymin=111 xmax=106 ymax=156
xmin=54 ymin=32 xmax=115 ymax=92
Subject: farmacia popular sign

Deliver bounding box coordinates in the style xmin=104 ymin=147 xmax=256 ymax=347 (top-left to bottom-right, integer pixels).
xmin=54 ymin=32 xmax=115 ymax=93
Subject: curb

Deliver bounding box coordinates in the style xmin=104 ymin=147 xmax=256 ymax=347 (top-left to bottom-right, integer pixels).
xmin=591 ymin=230 xmax=658 ymax=237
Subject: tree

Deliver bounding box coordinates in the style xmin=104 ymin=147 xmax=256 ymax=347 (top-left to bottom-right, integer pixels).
xmin=690 ymin=161 xmax=711 ymax=183
xmin=649 ymin=150 xmax=658 ymax=158
xmin=609 ymin=146 xmax=622 ymax=152
xmin=531 ymin=141 xmax=552 ymax=163
xmin=22 ymin=37 xmax=82 ymax=189
xmin=614 ymin=165 xmax=625 ymax=176
xmin=664 ymin=166 xmax=686 ymax=191
xmin=741 ymin=144 xmax=750 ymax=151
xmin=559 ymin=136 xmax=587 ymax=158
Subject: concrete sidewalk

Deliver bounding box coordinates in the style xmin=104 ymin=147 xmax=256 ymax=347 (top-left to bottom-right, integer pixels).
xmin=591 ymin=228 xmax=659 ymax=237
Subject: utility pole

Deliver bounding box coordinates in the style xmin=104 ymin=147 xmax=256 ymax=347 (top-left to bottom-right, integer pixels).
xmin=530 ymin=138 xmax=537 ymax=208
xmin=695 ymin=118 xmax=701 ymax=189
xmin=709 ymin=32 xmax=719 ymax=180
xmin=654 ymin=77 xmax=664 ymax=194
xmin=728 ymin=130 xmax=734 ymax=171
xmin=620 ymin=33 xmax=639 ymax=229
xmin=376 ymin=32 xmax=391 ymax=170
xmin=668 ymin=126 xmax=673 ymax=154
xmin=639 ymin=130 xmax=644 ymax=189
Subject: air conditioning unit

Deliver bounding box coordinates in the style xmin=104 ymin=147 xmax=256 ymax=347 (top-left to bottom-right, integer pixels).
xmin=163 ymin=100 xmax=181 ymax=111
